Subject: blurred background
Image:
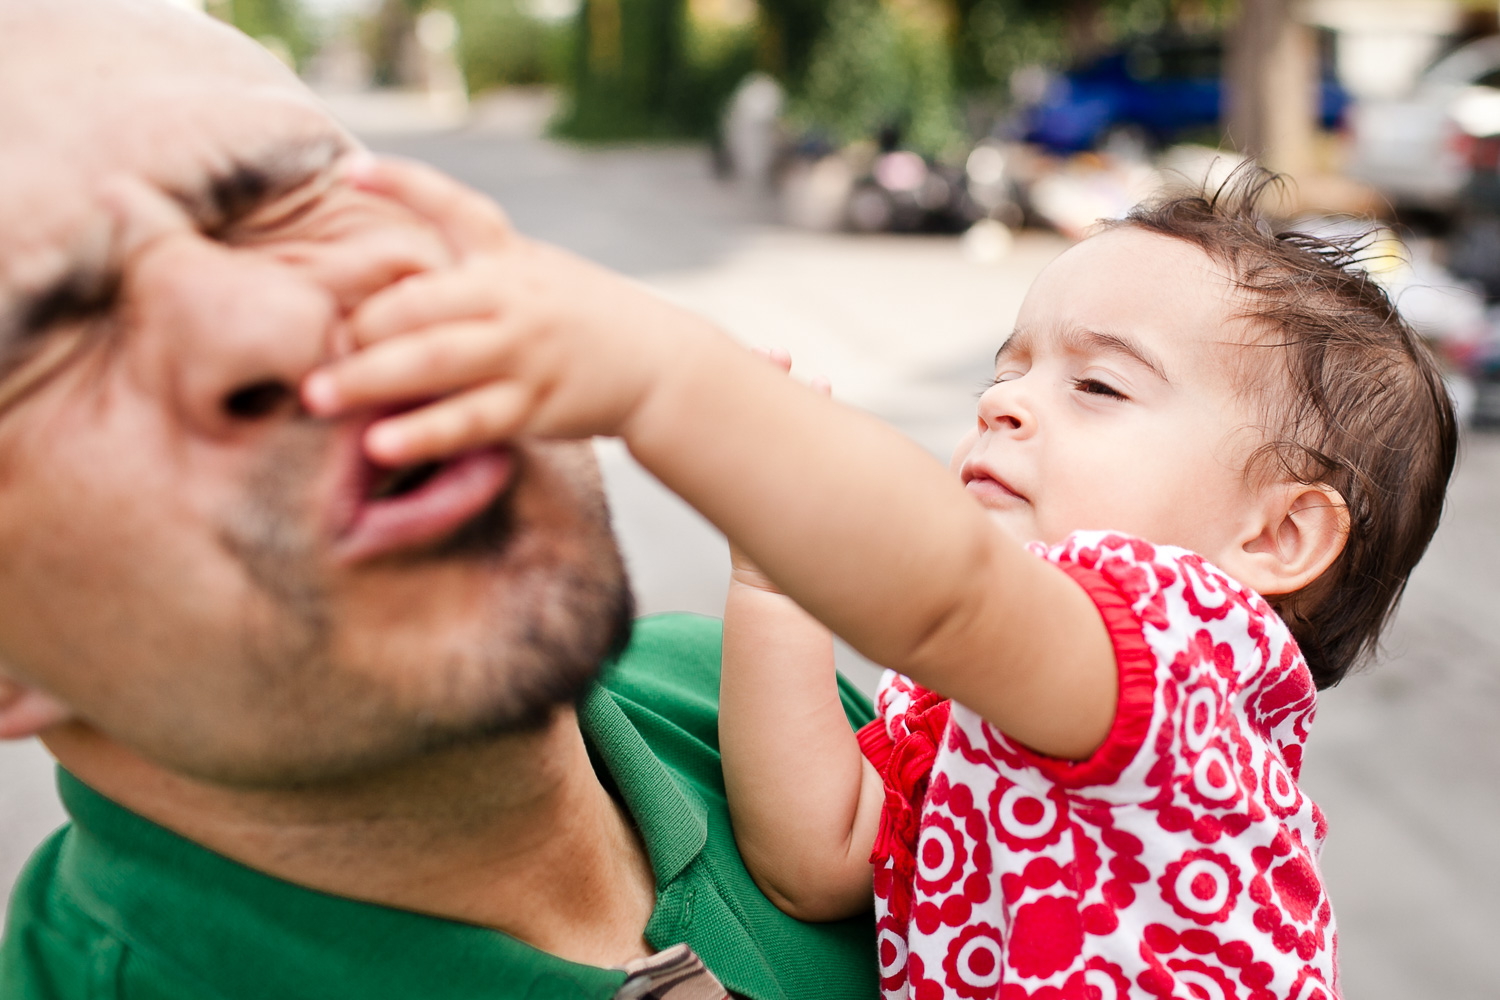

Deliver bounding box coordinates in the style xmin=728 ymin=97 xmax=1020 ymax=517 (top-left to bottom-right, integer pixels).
xmin=4 ymin=0 xmax=1500 ymax=996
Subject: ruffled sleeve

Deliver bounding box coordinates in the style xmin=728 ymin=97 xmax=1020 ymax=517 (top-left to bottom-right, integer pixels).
xmin=1004 ymin=559 xmax=1157 ymax=789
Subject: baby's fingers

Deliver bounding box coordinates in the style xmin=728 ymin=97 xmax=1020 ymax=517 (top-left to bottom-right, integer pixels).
xmin=342 ymin=154 xmax=512 ymax=256
xmin=751 ymin=345 xmax=832 ymax=396
xmin=304 ymin=320 xmax=515 ymax=415
xmin=751 ymin=345 xmax=793 ymax=375
xmin=366 ymin=382 xmax=536 ymax=466
xmin=349 ymin=264 xmax=501 ymax=348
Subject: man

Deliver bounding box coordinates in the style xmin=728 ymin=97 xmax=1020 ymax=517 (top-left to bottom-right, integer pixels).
xmin=0 ymin=2 xmax=876 ymax=997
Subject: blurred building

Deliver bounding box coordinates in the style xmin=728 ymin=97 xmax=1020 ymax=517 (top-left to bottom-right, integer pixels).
xmin=1309 ymin=0 xmax=1496 ymax=98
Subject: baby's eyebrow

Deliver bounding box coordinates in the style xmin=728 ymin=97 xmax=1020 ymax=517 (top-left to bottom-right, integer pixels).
xmin=1066 ymin=327 xmax=1172 ymax=384
xmin=993 ymin=327 xmax=1170 ymax=385
xmin=993 ymin=329 xmax=1030 ymax=366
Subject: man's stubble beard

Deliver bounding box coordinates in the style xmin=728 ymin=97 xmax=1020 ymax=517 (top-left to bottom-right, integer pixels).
xmin=209 ymin=423 xmax=634 ymax=788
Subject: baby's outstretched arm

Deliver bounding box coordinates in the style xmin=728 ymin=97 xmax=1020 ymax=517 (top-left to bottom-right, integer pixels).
xmin=719 ymin=353 xmax=883 ymax=920
xmin=306 ymin=157 xmax=1117 ymax=768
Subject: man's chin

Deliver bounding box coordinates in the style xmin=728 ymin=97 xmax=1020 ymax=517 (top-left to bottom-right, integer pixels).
xmin=205 ymin=435 xmax=636 ymax=789
xmin=166 ymin=581 xmax=633 ymax=792
xmin=429 ymin=482 xmax=517 ymax=561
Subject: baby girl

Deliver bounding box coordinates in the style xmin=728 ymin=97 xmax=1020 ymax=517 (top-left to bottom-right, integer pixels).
xmin=304 ymin=159 xmax=1456 ymax=1000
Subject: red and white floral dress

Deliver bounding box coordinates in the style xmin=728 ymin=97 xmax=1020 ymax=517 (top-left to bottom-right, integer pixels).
xmin=857 ymin=531 xmax=1337 ymax=1000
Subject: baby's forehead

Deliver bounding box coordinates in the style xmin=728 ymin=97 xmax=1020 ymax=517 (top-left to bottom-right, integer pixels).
xmin=1037 ymin=226 xmax=1235 ymax=295
xmin=1016 ymin=228 xmax=1258 ymax=359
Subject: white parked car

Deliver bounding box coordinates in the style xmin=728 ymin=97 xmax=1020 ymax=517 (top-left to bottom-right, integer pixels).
xmin=1348 ymin=34 xmax=1500 ymax=215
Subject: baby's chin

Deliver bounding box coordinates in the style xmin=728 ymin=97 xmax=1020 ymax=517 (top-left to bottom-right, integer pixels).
xmin=983 ymin=508 xmax=1044 ymax=546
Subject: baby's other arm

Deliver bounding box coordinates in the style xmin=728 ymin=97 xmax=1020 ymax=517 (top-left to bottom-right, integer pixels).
xmin=722 ymin=545 xmax=883 ymax=921
xmin=719 ymin=353 xmax=882 ymax=921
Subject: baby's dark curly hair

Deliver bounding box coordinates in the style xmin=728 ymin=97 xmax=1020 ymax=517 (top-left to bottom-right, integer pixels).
xmin=1104 ymin=167 xmax=1458 ymax=689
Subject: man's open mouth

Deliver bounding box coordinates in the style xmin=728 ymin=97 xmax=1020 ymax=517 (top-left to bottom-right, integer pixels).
xmin=334 ymin=447 xmax=516 ymax=565
xmin=368 ymin=460 xmax=445 ymax=501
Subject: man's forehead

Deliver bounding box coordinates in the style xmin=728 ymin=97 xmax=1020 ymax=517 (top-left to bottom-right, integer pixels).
xmin=0 ymin=0 xmax=348 ymax=341
xmin=0 ymin=0 xmax=292 ymax=80
xmin=0 ymin=0 xmax=319 ymax=166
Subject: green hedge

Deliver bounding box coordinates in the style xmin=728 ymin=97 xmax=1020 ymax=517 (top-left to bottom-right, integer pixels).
xmin=448 ymin=0 xmax=575 ymax=91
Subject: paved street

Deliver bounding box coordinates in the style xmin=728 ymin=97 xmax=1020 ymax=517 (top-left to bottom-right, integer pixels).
xmin=3 ymin=105 xmax=1498 ymax=997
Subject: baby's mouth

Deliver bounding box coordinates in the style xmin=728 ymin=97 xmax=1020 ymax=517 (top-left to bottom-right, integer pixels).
xmin=963 ymin=469 xmax=1028 ymax=507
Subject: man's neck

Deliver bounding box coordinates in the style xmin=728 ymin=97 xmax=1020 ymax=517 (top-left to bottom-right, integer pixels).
xmin=44 ymin=709 xmax=658 ymax=966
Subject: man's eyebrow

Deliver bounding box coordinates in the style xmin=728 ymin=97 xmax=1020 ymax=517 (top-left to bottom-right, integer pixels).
xmin=170 ymin=133 xmax=350 ymax=233
xmin=0 ymin=240 xmax=120 ymax=353
xmin=0 ymin=133 xmax=349 ymax=388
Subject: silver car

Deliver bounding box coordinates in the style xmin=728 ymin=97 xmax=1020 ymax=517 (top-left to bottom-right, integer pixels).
xmin=1348 ymin=34 xmax=1500 ymax=214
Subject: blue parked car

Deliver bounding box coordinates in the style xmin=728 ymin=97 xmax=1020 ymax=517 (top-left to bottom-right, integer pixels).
xmin=1022 ymin=35 xmax=1349 ymax=154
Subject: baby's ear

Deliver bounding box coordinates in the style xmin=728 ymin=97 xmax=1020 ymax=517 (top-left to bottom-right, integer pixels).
xmin=1236 ymin=484 xmax=1349 ymax=597
xmin=0 ymin=672 xmax=73 ymax=740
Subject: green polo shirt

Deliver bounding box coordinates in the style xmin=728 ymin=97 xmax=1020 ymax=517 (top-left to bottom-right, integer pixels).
xmin=0 ymin=614 xmax=877 ymax=1000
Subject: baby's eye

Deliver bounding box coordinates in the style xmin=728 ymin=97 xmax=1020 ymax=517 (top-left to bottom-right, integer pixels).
xmin=1071 ymin=377 xmax=1126 ymax=400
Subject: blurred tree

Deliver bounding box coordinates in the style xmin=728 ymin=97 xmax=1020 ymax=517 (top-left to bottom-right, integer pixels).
xmin=556 ymin=0 xmax=690 ymax=137
xmin=755 ymin=0 xmax=831 ymax=88
xmin=447 ymin=0 xmax=574 ymax=91
xmin=1225 ymin=0 xmax=1316 ymax=174
xmin=790 ymin=0 xmax=962 ymax=157
xmin=365 ymin=0 xmax=422 ymax=87
xmin=954 ymin=0 xmax=1232 ymax=94
xmin=546 ymin=0 xmax=1240 ymax=144
xmin=955 ymin=0 xmax=1067 ymax=94
xmin=556 ymin=0 xmax=755 ymax=139
xmin=206 ymin=0 xmax=313 ymax=68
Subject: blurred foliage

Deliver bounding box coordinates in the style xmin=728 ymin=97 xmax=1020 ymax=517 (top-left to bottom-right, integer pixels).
xmin=956 ymin=0 xmax=1235 ymax=93
xmin=956 ymin=0 xmax=1067 ymax=93
xmin=784 ymin=0 xmax=1235 ymax=154
xmin=447 ymin=0 xmax=574 ymax=90
xmin=788 ymin=0 xmax=963 ymax=158
xmin=206 ymin=0 xmax=314 ymax=67
xmin=755 ymin=0 xmax=830 ymax=89
xmin=554 ymin=0 xmax=756 ymax=140
xmin=353 ymin=0 xmax=1239 ymax=147
xmin=554 ymin=0 xmax=687 ymax=139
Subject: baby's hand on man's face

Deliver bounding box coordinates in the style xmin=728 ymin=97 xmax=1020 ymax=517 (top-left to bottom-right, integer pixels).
xmin=301 ymin=155 xmax=700 ymax=467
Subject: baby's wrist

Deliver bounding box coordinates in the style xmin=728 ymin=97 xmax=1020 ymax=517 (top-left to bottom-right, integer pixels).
xmin=616 ymin=317 xmax=734 ymax=449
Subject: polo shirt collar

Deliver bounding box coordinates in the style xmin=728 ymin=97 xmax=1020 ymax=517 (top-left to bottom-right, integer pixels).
xmin=55 ymin=681 xmax=710 ymax=1000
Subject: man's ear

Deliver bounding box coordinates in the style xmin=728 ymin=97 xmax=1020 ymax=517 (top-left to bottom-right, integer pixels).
xmin=1235 ymin=484 xmax=1350 ymax=597
xmin=0 ymin=674 xmax=74 ymax=739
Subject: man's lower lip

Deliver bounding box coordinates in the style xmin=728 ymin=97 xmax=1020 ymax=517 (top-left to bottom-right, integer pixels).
xmin=335 ymin=449 xmax=514 ymax=564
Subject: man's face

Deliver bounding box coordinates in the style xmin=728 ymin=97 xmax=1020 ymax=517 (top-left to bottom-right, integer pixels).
xmin=0 ymin=2 xmax=630 ymax=786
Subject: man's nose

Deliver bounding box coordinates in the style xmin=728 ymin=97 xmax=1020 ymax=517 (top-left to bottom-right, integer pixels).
xmin=128 ymin=240 xmax=340 ymax=437
xmin=976 ymin=378 xmax=1035 ymax=437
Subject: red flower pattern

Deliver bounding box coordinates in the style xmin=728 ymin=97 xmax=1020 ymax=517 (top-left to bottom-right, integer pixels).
xmin=861 ymin=532 xmax=1334 ymax=1000
xmin=941 ymin=923 xmax=1006 ymax=999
